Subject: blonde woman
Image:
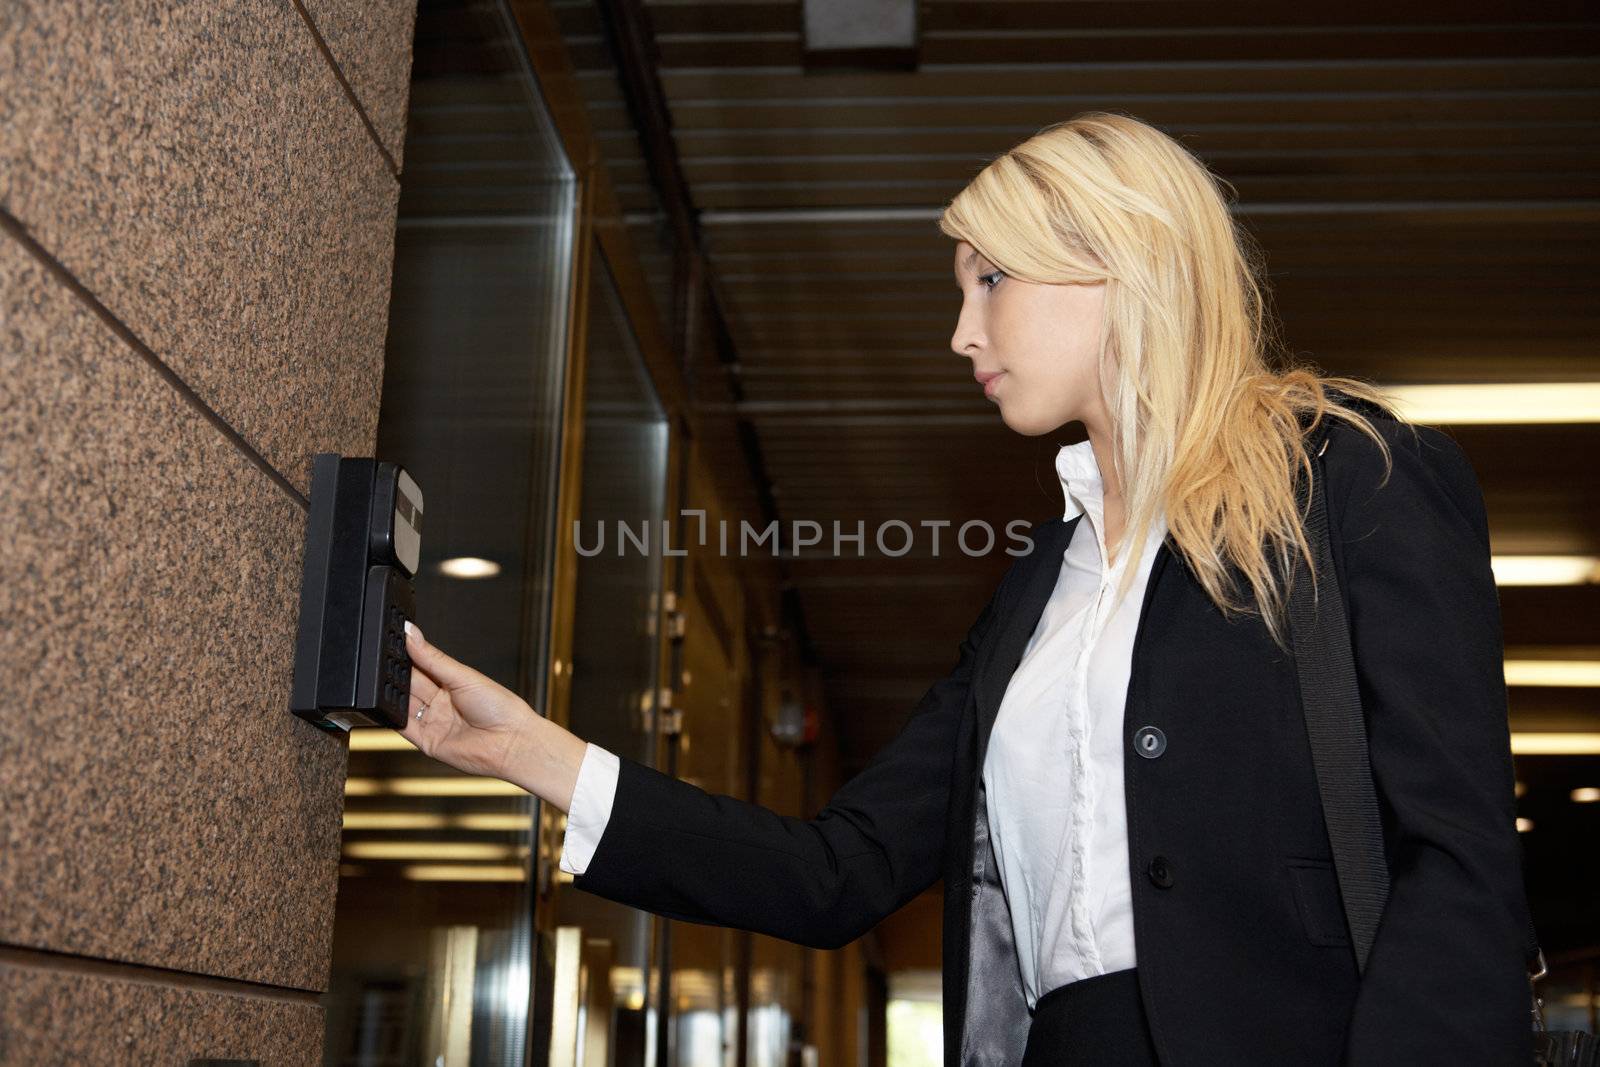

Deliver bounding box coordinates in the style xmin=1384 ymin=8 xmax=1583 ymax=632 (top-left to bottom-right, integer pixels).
xmin=398 ymin=112 xmax=1536 ymax=1064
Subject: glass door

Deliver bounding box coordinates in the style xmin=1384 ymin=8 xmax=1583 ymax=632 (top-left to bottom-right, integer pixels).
xmin=321 ymin=1 xmax=577 ymax=1063
xmin=541 ymin=244 xmax=671 ymax=1066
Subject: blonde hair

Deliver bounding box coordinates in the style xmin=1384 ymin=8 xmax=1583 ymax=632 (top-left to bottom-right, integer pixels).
xmin=939 ymin=111 xmax=1413 ymax=650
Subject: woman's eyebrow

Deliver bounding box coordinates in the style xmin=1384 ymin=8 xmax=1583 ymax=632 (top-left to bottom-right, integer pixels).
xmin=955 ymin=249 xmax=980 ymax=288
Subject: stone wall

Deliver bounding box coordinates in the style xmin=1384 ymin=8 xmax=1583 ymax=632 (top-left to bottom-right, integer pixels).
xmin=0 ymin=2 xmax=418 ymax=1060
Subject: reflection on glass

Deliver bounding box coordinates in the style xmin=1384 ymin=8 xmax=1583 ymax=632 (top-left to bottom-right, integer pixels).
xmin=670 ymin=969 xmax=726 ymax=1067
xmin=887 ymin=970 xmax=943 ymax=1067
xmin=550 ymin=247 xmax=669 ymax=1063
xmin=746 ymin=966 xmax=791 ymax=1067
xmin=321 ymin=1 xmax=576 ymax=1064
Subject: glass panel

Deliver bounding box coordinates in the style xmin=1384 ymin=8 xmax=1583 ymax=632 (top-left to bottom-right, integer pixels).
xmin=887 ymin=969 xmax=945 ymax=1067
xmin=749 ymin=670 xmax=803 ymax=1067
xmin=546 ymin=2 xmax=680 ymax=347
xmin=321 ymin=1 xmax=577 ymax=1064
xmin=664 ymin=558 xmax=746 ymax=1067
xmin=552 ymin=245 xmax=670 ymax=1064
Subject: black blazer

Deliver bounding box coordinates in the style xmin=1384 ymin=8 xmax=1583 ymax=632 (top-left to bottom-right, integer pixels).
xmin=572 ymin=410 xmax=1535 ymax=1066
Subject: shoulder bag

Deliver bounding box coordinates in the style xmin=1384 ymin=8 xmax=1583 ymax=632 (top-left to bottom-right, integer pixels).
xmin=1289 ymin=425 xmax=1593 ymax=1066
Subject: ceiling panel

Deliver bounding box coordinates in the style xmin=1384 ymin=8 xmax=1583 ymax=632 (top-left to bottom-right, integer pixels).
xmin=550 ymin=1 xmax=1600 ymax=873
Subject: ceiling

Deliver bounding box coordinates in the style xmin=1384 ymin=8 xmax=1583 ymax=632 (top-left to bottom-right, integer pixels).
xmin=543 ymin=0 xmax=1600 ymax=934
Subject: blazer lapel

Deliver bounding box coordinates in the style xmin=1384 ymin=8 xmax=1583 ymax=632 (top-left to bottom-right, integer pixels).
xmin=972 ymin=514 xmax=1080 ymax=771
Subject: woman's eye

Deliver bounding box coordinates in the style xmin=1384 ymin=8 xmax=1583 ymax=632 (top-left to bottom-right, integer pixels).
xmin=979 ymin=270 xmax=1003 ymax=290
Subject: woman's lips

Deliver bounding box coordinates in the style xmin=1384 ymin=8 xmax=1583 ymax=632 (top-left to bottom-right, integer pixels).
xmin=978 ymin=371 xmax=1006 ymax=398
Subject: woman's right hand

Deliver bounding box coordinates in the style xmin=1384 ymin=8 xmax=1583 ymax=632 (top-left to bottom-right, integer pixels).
xmin=399 ymin=621 xmax=540 ymax=783
xmin=397 ymin=622 xmax=588 ymax=811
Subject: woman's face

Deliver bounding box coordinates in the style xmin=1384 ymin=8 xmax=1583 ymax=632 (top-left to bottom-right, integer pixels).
xmin=950 ymin=240 xmax=1111 ymax=438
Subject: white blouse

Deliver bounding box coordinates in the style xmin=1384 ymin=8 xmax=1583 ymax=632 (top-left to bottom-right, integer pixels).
xmin=981 ymin=437 xmax=1167 ymax=1009
xmin=558 ymin=439 xmax=1166 ymax=1014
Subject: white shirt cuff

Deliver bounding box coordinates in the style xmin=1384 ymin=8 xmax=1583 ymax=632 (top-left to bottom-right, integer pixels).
xmin=558 ymin=742 xmax=620 ymax=877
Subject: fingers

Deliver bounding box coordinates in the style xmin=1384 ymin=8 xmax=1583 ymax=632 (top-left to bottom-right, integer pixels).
xmin=403 ymin=621 xmax=483 ymax=693
xmin=401 ymin=680 xmax=444 ymax=747
xmin=399 ymin=657 xmax=442 ymax=750
xmin=401 ymin=686 xmax=430 ymax=741
xmin=407 ymin=664 xmax=441 ymax=708
xmin=399 ymin=701 xmax=425 ymax=748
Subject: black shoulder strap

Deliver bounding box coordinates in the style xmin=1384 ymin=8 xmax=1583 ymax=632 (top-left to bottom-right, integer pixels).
xmin=1289 ymin=420 xmax=1544 ymax=978
xmin=1288 ymin=425 xmax=1392 ymax=975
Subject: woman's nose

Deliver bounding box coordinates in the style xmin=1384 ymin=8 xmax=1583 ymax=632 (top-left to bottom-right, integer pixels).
xmin=951 ymin=321 xmax=982 ymax=359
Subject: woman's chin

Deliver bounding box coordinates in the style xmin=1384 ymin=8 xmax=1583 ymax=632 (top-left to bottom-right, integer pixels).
xmin=996 ymin=404 xmax=1057 ymax=437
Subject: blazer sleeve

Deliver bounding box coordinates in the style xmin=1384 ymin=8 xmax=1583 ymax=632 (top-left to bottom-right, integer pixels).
xmin=1326 ymin=419 xmax=1534 ymax=1065
xmin=567 ymin=552 xmax=1022 ymax=951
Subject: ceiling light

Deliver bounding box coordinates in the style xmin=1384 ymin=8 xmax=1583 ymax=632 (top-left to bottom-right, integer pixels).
xmin=1516 ymin=817 xmax=1534 ymax=832
xmin=1490 ymin=556 xmax=1600 ymax=586
xmin=1504 ymin=660 xmax=1600 ymax=688
xmin=344 ymin=812 xmax=448 ymax=831
xmin=1571 ymin=787 xmax=1600 ymax=803
xmin=342 ymin=812 xmax=533 ymax=831
xmin=344 ymin=841 xmax=523 ymax=861
xmin=1384 ymin=383 xmax=1600 ymax=424
xmin=438 ymin=556 xmax=501 ymax=579
xmin=1510 ymin=733 xmax=1600 ymax=755
xmin=348 ymin=731 xmax=415 ymax=751
xmin=345 ymin=777 xmax=524 ymax=797
xmin=401 ymin=864 xmax=526 ymax=882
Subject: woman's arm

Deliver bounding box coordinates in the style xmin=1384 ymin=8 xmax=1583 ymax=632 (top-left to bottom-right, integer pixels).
xmin=399 ymin=545 xmax=1026 ymax=950
xmin=1326 ymin=419 xmax=1533 ymax=1064
xmin=570 ymin=570 xmax=1008 ymax=949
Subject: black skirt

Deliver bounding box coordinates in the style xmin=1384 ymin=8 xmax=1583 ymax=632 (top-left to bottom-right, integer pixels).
xmin=1021 ymin=967 xmax=1161 ymax=1066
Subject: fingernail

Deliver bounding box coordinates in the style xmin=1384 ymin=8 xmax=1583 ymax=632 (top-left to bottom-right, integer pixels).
xmin=404 ymin=620 xmax=420 ymax=642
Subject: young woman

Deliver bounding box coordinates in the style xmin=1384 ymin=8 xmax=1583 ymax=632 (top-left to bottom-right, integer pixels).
xmin=397 ymin=112 xmax=1536 ymax=1065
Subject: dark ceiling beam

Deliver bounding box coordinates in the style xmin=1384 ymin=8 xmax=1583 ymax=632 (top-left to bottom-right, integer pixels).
xmin=690 ymin=200 xmax=1600 ymax=225
xmin=590 ymin=0 xmax=820 ymax=663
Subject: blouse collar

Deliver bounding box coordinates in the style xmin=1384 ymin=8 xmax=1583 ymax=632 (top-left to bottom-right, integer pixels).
xmin=1054 ymin=438 xmax=1104 ymax=524
xmin=1054 ymin=438 xmax=1170 ymax=565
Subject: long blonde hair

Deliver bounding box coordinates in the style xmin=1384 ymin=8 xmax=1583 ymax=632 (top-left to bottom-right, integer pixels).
xmin=939 ymin=111 xmax=1410 ymax=650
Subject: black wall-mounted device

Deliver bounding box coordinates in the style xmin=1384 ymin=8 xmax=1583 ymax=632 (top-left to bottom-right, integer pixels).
xmin=290 ymin=453 xmax=424 ymax=731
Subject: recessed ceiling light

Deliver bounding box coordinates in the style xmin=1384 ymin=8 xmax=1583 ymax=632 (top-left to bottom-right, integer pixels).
xmin=1511 ymin=733 xmax=1600 ymax=755
xmin=1516 ymin=817 xmax=1534 ymax=832
xmin=341 ymin=812 xmax=532 ymax=831
xmin=400 ymin=864 xmax=526 ymax=882
xmin=1385 ymin=382 xmax=1600 ymax=424
xmin=348 ymin=730 xmax=414 ymax=751
xmin=438 ymin=556 xmax=501 ymax=579
xmin=1490 ymin=556 xmax=1600 ymax=586
xmin=1571 ymin=787 xmax=1600 ymax=803
xmin=344 ymin=841 xmax=523 ymax=862
xmin=1504 ymin=661 xmax=1600 ymax=688
xmin=344 ymin=776 xmax=524 ymax=796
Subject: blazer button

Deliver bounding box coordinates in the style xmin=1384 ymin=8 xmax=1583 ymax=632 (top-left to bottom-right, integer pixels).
xmin=1133 ymin=725 xmax=1167 ymax=758
xmin=1147 ymin=855 xmax=1175 ymax=889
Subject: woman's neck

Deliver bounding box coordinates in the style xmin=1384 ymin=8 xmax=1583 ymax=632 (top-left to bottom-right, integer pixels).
xmin=1085 ymin=420 xmax=1125 ymax=565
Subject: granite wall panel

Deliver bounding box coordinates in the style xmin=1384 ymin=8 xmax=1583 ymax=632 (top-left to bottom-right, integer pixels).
xmin=0 ymin=0 xmax=405 ymax=497
xmin=0 ymin=957 xmax=321 ymax=1066
xmin=0 ymin=233 xmax=347 ymax=991
xmin=298 ymin=0 xmax=421 ymax=168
